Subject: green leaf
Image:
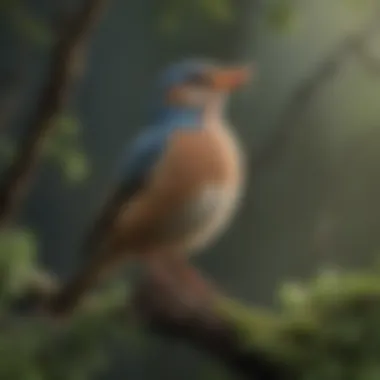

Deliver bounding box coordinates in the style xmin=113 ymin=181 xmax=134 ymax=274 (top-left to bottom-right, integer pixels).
xmin=278 ymin=282 xmax=309 ymax=310
xmin=42 ymin=113 xmax=90 ymax=184
xmin=0 ymin=227 xmax=38 ymax=296
xmin=0 ymin=227 xmax=38 ymax=263
xmin=312 ymin=268 xmax=341 ymax=295
xmin=42 ymin=114 xmax=81 ymax=157
xmin=60 ymin=150 xmax=91 ymax=185
xmin=56 ymin=114 xmax=81 ymax=137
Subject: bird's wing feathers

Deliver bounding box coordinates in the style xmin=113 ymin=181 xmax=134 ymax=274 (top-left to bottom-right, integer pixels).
xmin=82 ymin=128 xmax=169 ymax=257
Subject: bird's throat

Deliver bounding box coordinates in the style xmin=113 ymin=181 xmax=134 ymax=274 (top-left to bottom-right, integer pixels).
xmin=152 ymin=94 xmax=227 ymax=131
xmin=153 ymin=105 xmax=203 ymax=128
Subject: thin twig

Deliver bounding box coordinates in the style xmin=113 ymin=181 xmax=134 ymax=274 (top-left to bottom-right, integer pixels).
xmin=254 ymin=11 xmax=380 ymax=169
xmin=355 ymin=45 xmax=380 ymax=73
xmin=0 ymin=0 xmax=109 ymax=226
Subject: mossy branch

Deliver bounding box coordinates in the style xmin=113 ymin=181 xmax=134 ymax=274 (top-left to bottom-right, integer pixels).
xmin=9 ymin=254 xmax=380 ymax=380
xmin=133 ymin=271 xmax=294 ymax=380
xmin=131 ymin=265 xmax=380 ymax=380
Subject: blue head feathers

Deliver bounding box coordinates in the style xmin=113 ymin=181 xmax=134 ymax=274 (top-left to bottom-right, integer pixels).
xmin=121 ymin=59 xmax=220 ymax=186
xmin=148 ymin=59 xmax=216 ymax=124
xmin=155 ymin=58 xmax=216 ymax=94
xmin=148 ymin=58 xmax=251 ymax=125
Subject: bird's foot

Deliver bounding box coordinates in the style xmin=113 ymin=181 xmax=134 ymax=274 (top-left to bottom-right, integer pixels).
xmin=143 ymin=253 xmax=216 ymax=315
xmin=175 ymin=265 xmax=215 ymax=306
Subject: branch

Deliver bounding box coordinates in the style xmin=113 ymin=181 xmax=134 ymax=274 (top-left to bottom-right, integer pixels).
xmin=0 ymin=0 xmax=109 ymax=226
xmin=253 ymin=10 xmax=380 ymax=169
xmin=0 ymin=66 xmax=27 ymax=132
xmin=133 ymin=270 xmax=295 ymax=380
xmin=355 ymin=44 xmax=380 ymax=74
xmin=13 ymin=266 xmax=295 ymax=379
xmin=13 ymin=260 xmax=380 ymax=379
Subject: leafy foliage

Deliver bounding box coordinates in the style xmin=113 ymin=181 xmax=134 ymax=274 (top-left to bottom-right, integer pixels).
xmin=0 ymin=226 xmax=38 ymax=299
xmin=218 ymin=265 xmax=380 ymax=380
xmin=0 ymin=226 xmax=145 ymax=380
xmin=0 ymin=113 xmax=91 ymax=186
xmin=1 ymin=243 xmax=378 ymax=380
xmin=280 ymin=269 xmax=380 ymax=380
xmin=45 ymin=114 xmax=91 ymax=185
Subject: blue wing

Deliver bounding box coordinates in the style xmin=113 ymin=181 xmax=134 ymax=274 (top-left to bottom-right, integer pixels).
xmin=82 ymin=110 xmax=202 ymax=257
xmin=117 ymin=127 xmax=168 ymax=190
xmin=118 ymin=107 xmax=204 ymax=189
xmin=82 ymin=127 xmax=170 ymax=257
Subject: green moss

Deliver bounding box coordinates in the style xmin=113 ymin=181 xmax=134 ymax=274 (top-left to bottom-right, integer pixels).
xmin=3 ymin=224 xmax=380 ymax=380
xmin=216 ymin=297 xmax=293 ymax=358
xmin=214 ymin=268 xmax=380 ymax=379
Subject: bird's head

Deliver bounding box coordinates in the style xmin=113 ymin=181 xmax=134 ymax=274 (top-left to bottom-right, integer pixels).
xmin=154 ymin=59 xmax=253 ymax=112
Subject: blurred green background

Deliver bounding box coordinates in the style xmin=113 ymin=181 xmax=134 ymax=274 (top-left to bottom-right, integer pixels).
xmin=1 ymin=0 xmax=380 ymax=379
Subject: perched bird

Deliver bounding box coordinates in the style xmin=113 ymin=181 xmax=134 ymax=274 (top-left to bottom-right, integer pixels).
xmin=47 ymin=58 xmax=252 ymax=317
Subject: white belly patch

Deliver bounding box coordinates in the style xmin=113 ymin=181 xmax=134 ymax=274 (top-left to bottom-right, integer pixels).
xmin=163 ymin=184 xmax=242 ymax=254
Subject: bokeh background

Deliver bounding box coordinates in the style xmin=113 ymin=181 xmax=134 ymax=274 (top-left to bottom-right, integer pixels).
xmin=1 ymin=0 xmax=380 ymax=379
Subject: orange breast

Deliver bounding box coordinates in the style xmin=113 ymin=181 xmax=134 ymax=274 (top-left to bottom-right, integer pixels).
xmin=111 ymin=125 xmax=245 ymax=254
xmin=152 ymin=125 xmax=244 ymax=196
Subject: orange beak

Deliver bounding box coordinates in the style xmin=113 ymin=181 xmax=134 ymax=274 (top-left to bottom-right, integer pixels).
xmin=208 ymin=65 xmax=253 ymax=91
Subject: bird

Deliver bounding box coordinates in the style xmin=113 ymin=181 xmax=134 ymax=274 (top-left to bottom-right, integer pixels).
xmin=46 ymin=58 xmax=252 ymax=318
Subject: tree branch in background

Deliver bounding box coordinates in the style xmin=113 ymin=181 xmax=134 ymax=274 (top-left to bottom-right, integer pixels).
xmin=354 ymin=43 xmax=380 ymax=74
xmin=0 ymin=0 xmax=109 ymax=227
xmin=0 ymin=66 xmax=27 ymax=132
xmin=253 ymin=10 xmax=380 ymax=169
